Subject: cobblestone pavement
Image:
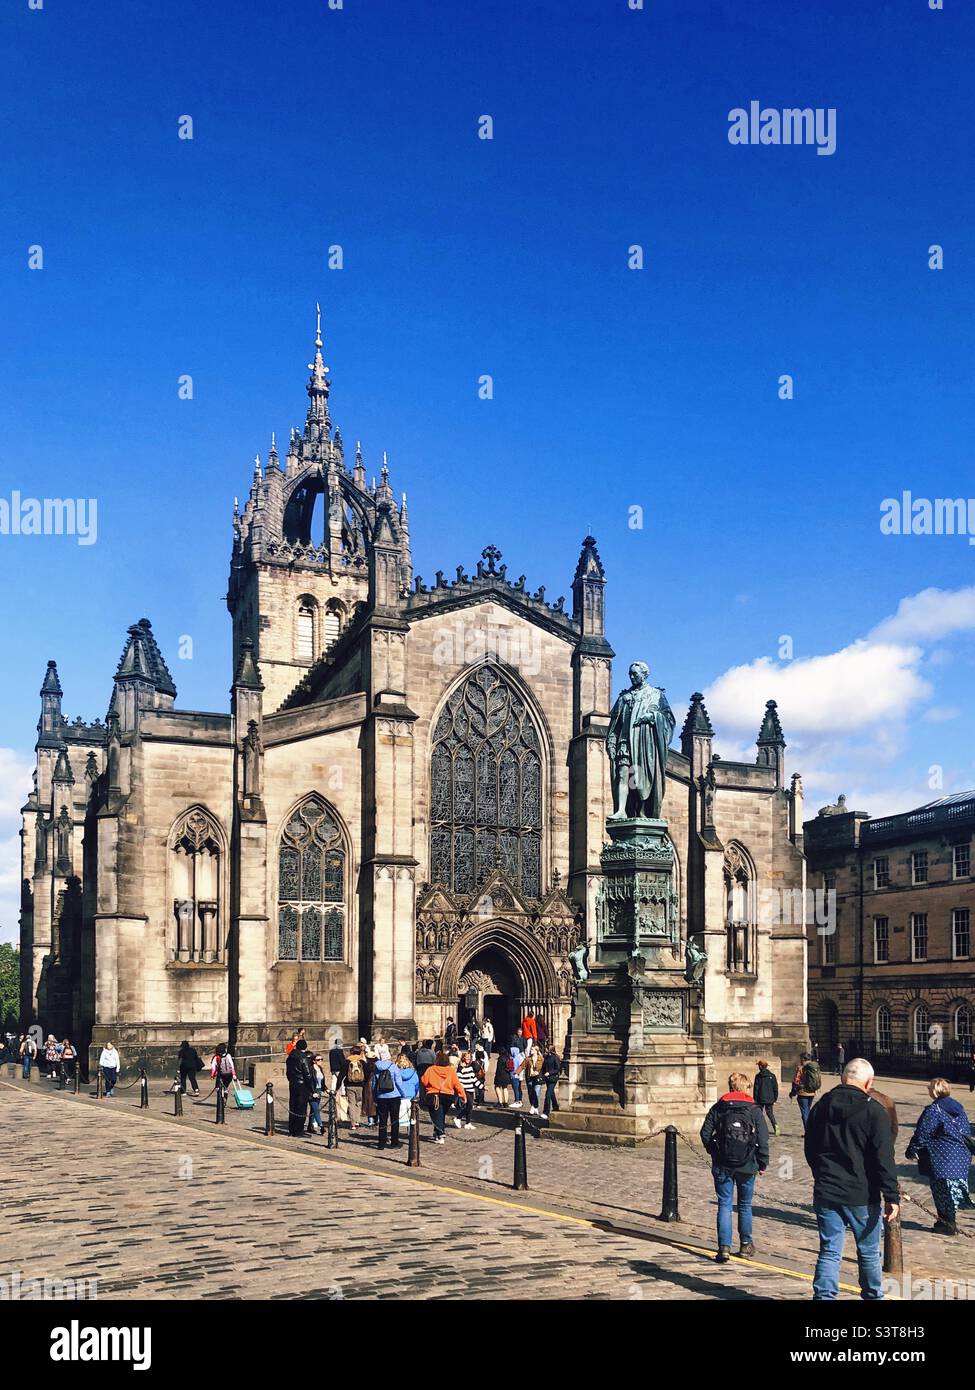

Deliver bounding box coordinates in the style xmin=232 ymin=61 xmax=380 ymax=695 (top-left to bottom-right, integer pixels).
xmin=2 ymin=1071 xmax=971 ymax=1299
xmin=0 ymin=1082 xmax=810 ymax=1301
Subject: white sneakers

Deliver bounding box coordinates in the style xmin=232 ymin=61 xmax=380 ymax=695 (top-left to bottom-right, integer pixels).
xmin=465 ymin=1122 xmax=475 ymax=1129
xmin=453 ymin=1117 xmax=462 ymax=1128
xmin=434 ymin=1135 xmax=445 ymax=1144
xmin=529 ymin=1107 xmax=539 ymax=1115
xmin=508 ymin=1101 xmax=522 ymax=1109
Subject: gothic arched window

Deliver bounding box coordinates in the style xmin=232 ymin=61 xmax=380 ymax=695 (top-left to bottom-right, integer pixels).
xmin=171 ymin=806 xmax=223 ymax=963
xmin=278 ymin=797 xmax=347 ymax=962
xmin=430 ymin=666 xmax=543 ymax=900
xmin=723 ymin=841 xmax=756 ymax=974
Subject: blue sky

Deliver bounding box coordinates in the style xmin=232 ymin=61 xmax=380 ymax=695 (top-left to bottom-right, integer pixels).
xmin=1 ymin=0 xmax=973 ymax=938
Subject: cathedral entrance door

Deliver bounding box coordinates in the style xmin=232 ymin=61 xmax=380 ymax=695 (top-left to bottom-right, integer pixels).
xmin=459 ymin=946 xmax=521 ymax=1051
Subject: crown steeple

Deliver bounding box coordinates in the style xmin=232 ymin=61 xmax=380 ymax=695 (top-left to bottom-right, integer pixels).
xmin=304 ymin=302 xmax=331 ymax=449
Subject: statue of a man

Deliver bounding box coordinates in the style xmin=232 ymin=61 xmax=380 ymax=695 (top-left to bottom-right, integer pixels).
xmin=606 ymin=661 xmax=675 ymax=821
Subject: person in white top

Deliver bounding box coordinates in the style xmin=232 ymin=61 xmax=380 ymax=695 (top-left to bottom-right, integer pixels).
xmin=481 ymin=1018 xmax=495 ymax=1057
xmin=99 ymin=1042 xmax=121 ymax=1097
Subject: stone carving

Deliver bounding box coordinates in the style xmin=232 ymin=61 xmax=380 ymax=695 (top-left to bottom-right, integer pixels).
xmin=569 ymin=941 xmax=590 ymax=981
xmin=685 ymin=936 xmax=707 ymax=985
xmin=591 ymin=995 xmax=624 ymax=1028
xmin=606 ymin=661 xmax=675 ymax=821
xmin=642 ymin=991 xmax=684 ymax=1029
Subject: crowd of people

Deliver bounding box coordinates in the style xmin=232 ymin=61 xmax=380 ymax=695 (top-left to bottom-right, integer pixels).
xmin=1 ymin=1031 xmax=79 ymax=1082
xmin=281 ymin=1012 xmax=564 ymax=1145
xmin=700 ymin=1054 xmax=973 ymax=1300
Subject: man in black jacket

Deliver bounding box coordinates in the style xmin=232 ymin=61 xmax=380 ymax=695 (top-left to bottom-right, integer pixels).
xmin=286 ymin=1039 xmax=315 ymax=1137
xmin=700 ymin=1072 xmax=770 ymax=1263
xmin=803 ymin=1057 xmax=900 ymax=1300
xmin=753 ymin=1059 xmax=779 ymax=1136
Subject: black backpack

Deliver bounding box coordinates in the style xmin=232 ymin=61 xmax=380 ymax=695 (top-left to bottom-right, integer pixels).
xmin=376 ymin=1065 xmax=396 ymax=1096
xmin=715 ymin=1105 xmax=758 ymax=1169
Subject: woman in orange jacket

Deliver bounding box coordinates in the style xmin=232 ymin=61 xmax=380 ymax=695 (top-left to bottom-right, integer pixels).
xmin=421 ymin=1052 xmax=467 ymax=1144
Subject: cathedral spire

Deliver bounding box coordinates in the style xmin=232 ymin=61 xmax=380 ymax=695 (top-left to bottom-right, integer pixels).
xmin=304 ymin=301 xmax=331 ymax=445
xmin=353 ymin=440 xmax=366 ymax=490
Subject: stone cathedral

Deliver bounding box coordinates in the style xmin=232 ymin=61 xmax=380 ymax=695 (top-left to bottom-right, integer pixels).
xmin=20 ymin=312 xmax=809 ymax=1105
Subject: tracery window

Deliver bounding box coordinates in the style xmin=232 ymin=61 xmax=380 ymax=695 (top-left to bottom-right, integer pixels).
xmin=724 ymin=842 xmax=756 ymax=974
xmin=278 ymin=797 xmax=346 ymax=962
xmin=171 ymin=806 xmax=222 ymax=963
xmin=430 ymin=666 xmax=542 ymax=899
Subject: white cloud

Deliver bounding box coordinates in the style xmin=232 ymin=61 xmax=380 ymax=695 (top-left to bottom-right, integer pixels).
xmin=922 ymin=705 xmax=960 ymax=723
xmin=870 ymin=586 xmax=975 ymax=644
xmin=702 ymin=584 xmax=975 ymax=820
xmin=704 ymin=640 xmax=930 ymax=737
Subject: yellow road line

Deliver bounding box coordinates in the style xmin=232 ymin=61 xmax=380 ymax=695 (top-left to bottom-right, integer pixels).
xmin=0 ymin=1080 xmax=895 ymax=1296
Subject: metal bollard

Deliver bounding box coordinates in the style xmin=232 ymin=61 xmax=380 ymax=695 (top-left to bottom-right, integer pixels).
xmin=96 ymin=1069 xmax=103 ymax=1099
xmin=326 ymin=1089 xmax=339 ymax=1149
xmin=57 ymin=1064 xmax=65 ymax=1091
xmin=173 ymin=1076 xmax=183 ymax=1117
xmin=215 ymin=1083 xmax=226 ymax=1125
xmin=73 ymin=1068 xmax=80 ymax=1095
xmin=407 ymin=1096 xmax=421 ymax=1167
xmin=513 ymin=1119 xmax=528 ymax=1191
xmin=139 ymin=1069 xmax=149 ymax=1109
xmin=265 ymin=1082 xmax=274 ymax=1136
xmin=883 ymin=1211 xmax=903 ymax=1276
xmin=658 ymin=1126 xmax=681 ymax=1222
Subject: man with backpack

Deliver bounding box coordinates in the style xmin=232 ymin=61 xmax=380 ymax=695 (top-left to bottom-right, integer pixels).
xmin=343 ymin=1044 xmax=366 ymax=1131
xmin=792 ymin=1051 xmax=822 ymax=1130
xmin=700 ymin=1071 xmax=770 ymax=1263
xmin=371 ymin=1045 xmax=403 ymax=1149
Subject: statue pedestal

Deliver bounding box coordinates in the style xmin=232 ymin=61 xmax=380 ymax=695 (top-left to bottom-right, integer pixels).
xmin=549 ymin=818 xmax=715 ymax=1146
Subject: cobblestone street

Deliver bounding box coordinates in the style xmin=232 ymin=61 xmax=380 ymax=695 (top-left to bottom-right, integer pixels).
xmin=2 ymin=1071 xmax=971 ymax=1300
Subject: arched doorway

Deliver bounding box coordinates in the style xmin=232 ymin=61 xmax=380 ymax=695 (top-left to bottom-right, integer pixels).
xmin=459 ymin=948 xmax=521 ymax=1047
xmin=433 ymin=918 xmax=562 ymax=1049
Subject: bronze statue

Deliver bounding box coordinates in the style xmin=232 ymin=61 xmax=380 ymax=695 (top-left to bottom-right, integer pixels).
xmin=606 ymin=661 xmax=675 ymax=821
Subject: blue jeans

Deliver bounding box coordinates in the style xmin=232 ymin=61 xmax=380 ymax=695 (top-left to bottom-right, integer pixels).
xmin=712 ymin=1168 xmax=756 ymax=1248
xmin=813 ymin=1202 xmax=884 ymax=1300
xmin=309 ymin=1096 xmax=322 ymax=1130
xmin=22 ymin=1056 xmax=32 ymax=1078
xmin=102 ymin=1067 xmax=118 ymax=1096
xmin=511 ymin=1076 xmax=523 ymax=1102
xmin=797 ymin=1095 xmax=813 ymax=1128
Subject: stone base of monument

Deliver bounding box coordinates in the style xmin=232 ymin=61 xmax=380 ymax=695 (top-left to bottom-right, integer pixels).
xmin=548 ymin=812 xmax=716 ymax=1146
xmin=548 ymin=972 xmax=715 ymax=1146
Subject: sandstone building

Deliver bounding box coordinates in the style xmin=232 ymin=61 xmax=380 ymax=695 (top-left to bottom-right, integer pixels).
xmin=20 ymin=313 xmax=808 ymax=1083
xmin=805 ymin=793 xmax=975 ymax=1073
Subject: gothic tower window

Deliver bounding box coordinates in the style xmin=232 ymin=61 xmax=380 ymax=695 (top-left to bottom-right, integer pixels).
xmin=430 ymin=665 xmax=543 ymax=900
xmin=170 ymin=806 xmax=223 ymax=963
xmin=297 ymin=602 xmax=316 ymax=661
xmin=277 ymin=796 xmax=347 ymax=962
xmin=323 ymin=598 xmax=346 ymax=650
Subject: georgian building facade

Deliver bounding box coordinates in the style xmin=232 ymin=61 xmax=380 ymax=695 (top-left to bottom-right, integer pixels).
xmin=20 ymin=313 xmax=808 ymax=1079
xmin=805 ymin=793 xmax=975 ymax=1072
